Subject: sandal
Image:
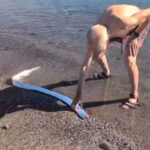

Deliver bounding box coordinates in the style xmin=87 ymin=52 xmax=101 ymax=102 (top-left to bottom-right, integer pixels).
xmin=122 ymin=93 xmax=140 ymax=110
xmin=93 ymin=71 xmax=112 ymax=79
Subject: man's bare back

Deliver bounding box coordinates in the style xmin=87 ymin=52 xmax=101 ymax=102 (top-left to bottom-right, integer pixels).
xmin=97 ymin=4 xmax=141 ymax=38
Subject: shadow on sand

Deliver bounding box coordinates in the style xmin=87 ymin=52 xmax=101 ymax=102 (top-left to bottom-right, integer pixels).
xmin=0 ymin=77 xmax=127 ymax=118
xmin=46 ymin=75 xmax=109 ymax=90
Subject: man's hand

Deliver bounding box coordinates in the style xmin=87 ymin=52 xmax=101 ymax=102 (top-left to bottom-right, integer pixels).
xmin=126 ymin=38 xmax=139 ymax=57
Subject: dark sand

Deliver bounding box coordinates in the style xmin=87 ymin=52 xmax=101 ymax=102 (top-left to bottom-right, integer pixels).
xmin=0 ymin=0 xmax=150 ymax=149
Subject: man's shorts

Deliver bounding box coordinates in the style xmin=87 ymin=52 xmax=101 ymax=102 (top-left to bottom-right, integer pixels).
xmin=137 ymin=24 xmax=149 ymax=48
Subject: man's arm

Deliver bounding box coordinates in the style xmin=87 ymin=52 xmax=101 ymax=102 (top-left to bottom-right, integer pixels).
xmin=124 ymin=8 xmax=150 ymax=28
xmin=132 ymin=20 xmax=149 ymax=40
xmin=72 ymin=48 xmax=93 ymax=110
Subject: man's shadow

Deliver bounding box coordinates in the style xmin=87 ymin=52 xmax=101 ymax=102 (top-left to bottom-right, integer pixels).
xmin=45 ymin=75 xmax=106 ymax=89
xmin=0 ymin=76 xmax=127 ymax=118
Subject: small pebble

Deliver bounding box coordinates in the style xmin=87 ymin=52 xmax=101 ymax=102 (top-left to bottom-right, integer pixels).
xmin=1 ymin=125 xmax=9 ymax=130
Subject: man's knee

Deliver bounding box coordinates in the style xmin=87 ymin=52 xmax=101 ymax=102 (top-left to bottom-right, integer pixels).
xmin=125 ymin=45 xmax=138 ymax=66
xmin=125 ymin=55 xmax=136 ymax=68
xmin=98 ymin=51 xmax=106 ymax=58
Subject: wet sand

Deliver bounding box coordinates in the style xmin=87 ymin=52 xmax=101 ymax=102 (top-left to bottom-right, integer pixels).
xmin=0 ymin=0 xmax=150 ymax=149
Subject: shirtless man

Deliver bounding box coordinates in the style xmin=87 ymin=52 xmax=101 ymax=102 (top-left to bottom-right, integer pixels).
xmin=72 ymin=4 xmax=150 ymax=110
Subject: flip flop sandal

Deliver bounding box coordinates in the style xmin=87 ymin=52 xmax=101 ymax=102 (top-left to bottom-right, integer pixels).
xmin=93 ymin=71 xmax=112 ymax=79
xmin=122 ymin=93 xmax=139 ymax=110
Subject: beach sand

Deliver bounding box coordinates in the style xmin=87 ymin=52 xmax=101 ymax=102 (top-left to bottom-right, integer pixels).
xmin=0 ymin=0 xmax=150 ymax=149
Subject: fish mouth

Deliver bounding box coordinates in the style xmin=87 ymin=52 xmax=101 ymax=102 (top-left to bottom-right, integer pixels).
xmin=12 ymin=66 xmax=40 ymax=83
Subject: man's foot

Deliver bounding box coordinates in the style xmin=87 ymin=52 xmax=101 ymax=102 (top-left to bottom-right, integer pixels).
xmin=93 ymin=71 xmax=112 ymax=79
xmin=122 ymin=94 xmax=139 ymax=110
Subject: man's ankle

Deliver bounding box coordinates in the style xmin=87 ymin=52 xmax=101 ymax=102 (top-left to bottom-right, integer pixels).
xmin=104 ymin=69 xmax=111 ymax=76
xmin=130 ymin=92 xmax=139 ymax=99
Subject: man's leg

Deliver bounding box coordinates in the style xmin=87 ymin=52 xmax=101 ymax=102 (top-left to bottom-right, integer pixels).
xmin=71 ymin=43 xmax=93 ymax=110
xmin=72 ymin=24 xmax=108 ymax=110
xmin=124 ymin=25 xmax=149 ymax=109
xmin=95 ymin=51 xmax=111 ymax=76
xmin=125 ymin=44 xmax=139 ymax=100
xmin=123 ymin=39 xmax=140 ymax=109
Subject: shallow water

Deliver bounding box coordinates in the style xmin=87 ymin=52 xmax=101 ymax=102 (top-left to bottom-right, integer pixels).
xmin=0 ymin=0 xmax=150 ymax=41
xmin=0 ymin=0 xmax=149 ymax=71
